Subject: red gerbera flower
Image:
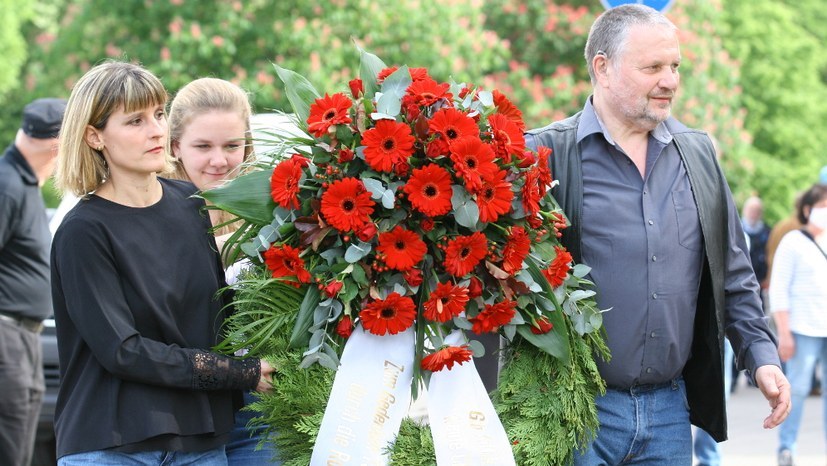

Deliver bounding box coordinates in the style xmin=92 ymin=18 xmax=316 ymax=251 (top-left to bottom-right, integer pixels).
xmin=263 ymin=244 xmax=312 ymax=287
xmin=493 ymin=89 xmax=526 ymax=132
xmin=320 ymin=178 xmax=375 ymax=232
xmin=521 ymin=168 xmax=542 ymax=218
xmin=306 ymin=93 xmax=352 ymax=138
xmin=543 ymin=246 xmax=573 ymax=288
xmin=421 ymin=345 xmax=473 ymax=372
xmin=405 ymin=76 xmax=451 ymax=108
xmin=530 ymin=316 xmax=554 ymax=335
xmin=403 ymin=164 xmax=453 ymax=217
xmin=536 ymin=146 xmax=553 ymax=187
xmin=362 ymin=120 xmax=415 ymax=173
xmin=377 ymin=66 xmax=429 ymax=84
xmin=502 ymin=227 xmax=531 ymax=275
xmin=489 ymin=113 xmax=526 ymax=160
xmin=476 ymin=169 xmax=513 ymax=223
xmin=449 ymin=136 xmax=499 ymax=194
xmin=376 ymin=226 xmax=427 ymax=272
xmin=423 ymin=282 xmax=469 ymax=323
xmin=469 ymin=299 xmax=516 ymax=334
xmin=270 ymin=157 xmax=304 ymax=209
xmin=443 ymin=232 xmax=488 ymax=277
xmin=359 ymin=292 xmax=417 ymax=335
xmin=429 ymin=107 xmax=479 ymax=145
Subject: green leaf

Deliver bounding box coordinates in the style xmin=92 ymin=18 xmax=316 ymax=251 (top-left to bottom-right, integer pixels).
xmin=381 ymin=66 xmax=413 ymax=98
xmin=289 ymin=286 xmax=321 ymax=349
xmin=357 ymin=44 xmax=386 ymax=101
xmin=273 ymin=63 xmax=321 ymax=127
xmin=523 ymin=257 xmax=571 ymax=365
xmin=201 ymin=169 xmax=276 ymax=226
xmin=345 ymin=241 xmax=372 ymax=263
xmin=468 ymin=339 xmax=485 ymax=357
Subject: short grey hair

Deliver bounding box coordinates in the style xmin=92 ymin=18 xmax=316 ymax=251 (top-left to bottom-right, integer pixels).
xmin=584 ymin=4 xmax=676 ymax=83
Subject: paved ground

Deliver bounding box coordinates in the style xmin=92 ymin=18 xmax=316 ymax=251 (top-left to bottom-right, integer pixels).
xmin=711 ymin=378 xmax=823 ymax=466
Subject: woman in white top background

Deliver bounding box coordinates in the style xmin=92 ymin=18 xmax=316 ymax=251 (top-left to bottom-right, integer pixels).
xmin=770 ymin=183 xmax=827 ymax=465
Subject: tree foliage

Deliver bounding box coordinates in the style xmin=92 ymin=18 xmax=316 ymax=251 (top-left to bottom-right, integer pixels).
xmin=3 ymin=0 xmax=824 ymax=219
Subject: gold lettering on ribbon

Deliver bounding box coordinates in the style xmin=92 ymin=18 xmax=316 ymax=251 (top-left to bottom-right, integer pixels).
xmin=365 ymin=360 xmax=405 ymax=453
xmin=326 ymin=383 xmax=367 ymax=464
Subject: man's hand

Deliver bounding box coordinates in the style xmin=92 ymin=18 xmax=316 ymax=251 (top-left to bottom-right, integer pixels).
xmin=754 ymin=364 xmax=791 ymax=429
xmin=256 ymin=360 xmax=275 ymax=393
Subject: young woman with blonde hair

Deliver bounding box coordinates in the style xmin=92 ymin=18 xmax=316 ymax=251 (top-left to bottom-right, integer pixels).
xmin=168 ymin=77 xmax=280 ymax=465
xmin=51 ymin=61 xmax=274 ymax=465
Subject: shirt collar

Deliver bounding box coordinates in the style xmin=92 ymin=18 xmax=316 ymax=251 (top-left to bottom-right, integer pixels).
xmin=577 ymin=96 xmax=674 ymax=146
xmin=4 ymin=144 xmax=38 ymax=186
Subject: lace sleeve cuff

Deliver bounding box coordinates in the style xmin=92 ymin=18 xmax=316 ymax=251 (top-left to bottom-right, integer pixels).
xmin=190 ymin=350 xmax=261 ymax=391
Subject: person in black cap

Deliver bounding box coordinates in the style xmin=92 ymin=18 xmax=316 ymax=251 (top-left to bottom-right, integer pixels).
xmin=0 ymin=97 xmax=66 ymax=466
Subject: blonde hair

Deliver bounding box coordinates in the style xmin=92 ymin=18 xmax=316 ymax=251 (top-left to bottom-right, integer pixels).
xmin=55 ymin=61 xmax=171 ymax=196
xmin=168 ymin=78 xmax=253 ymax=236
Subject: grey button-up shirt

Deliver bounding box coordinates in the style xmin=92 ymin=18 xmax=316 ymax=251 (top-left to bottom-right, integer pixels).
xmin=578 ymin=100 xmax=703 ymax=388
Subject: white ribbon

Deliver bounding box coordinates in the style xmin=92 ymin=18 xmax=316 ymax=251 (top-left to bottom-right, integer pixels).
xmin=427 ymin=331 xmax=516 ymax=466
xmin=311 ymin=325 xmax=414 ymax=466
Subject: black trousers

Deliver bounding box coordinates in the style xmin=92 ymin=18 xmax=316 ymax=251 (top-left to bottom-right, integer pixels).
xmin=0 ymin=320 xmax=44 ymax=466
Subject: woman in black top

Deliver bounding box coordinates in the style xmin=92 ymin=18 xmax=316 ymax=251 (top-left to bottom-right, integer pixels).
xmin=51 ymin=61 xmax=274 ymax=465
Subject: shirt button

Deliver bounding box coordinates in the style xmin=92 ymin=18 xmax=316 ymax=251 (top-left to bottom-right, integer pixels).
xmin=646 ymin=367 xmax=653 ymax=374
xmin=652 ymin=293 xmax=658 ymax=299
xmin=650 ymin=332 xmax=657 ymax=338
xmin=652 ymin=255 xmax=657 ymax=262
xmin=648 ymin=220 xmax=654 ymax=225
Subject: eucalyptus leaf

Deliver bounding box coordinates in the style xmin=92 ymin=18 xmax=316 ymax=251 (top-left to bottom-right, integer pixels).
xmin=370 ymin=112 xmax=397 ymax=121
xmin=381 ymin=66 xmax=413 ymax=98
xmin=454 ymin=200 xmax=480 ymax=230
xmin=317 ymin=351 xmax=340 ymax=371
xmin=569 ymin=289 xmax=596 ymax=302
xmin=308 ymin=328 xmax=325 ymax=350
xmin=320 ymin=248 xmax=344 ymax=265
xmin=274 ymin=64 xmax=321 ymax=127
xmin=258 ymin=225 xmax=278 ymax=244
xmin=467 ymin=339 xmax=485 ymax=358
xmin=345 ymin=241 xmax=372 ymax=263
xmin=477 ymin=90 xmax=494 ymax=107
xmin=503 ymin=323 xmax=517 ymax=341
xmin=351 ymin=264 xmax=368 ymax=285
xmin=357 ymin=44 xmax=386 ymax=101
xmin=376 ymin=91 xmax=402 ymax=117
xmin=452 ymin=316 xmax=473 ymax=330
xmin=362 ymin=178 xmax=386 ymax=200
xmin=240 ymin=241 xmax=261 ymax=257
xmin=298 ymin=352 xmax=321 ymax=369
xmin=381 ymin=190 xmax=396 ymax=209
xmin=572 ymin=263 xmax=592 ymax=278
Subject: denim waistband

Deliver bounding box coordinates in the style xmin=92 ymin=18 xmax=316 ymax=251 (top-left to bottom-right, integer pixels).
xmin=607 ymin=377 xmax=682 ymax=394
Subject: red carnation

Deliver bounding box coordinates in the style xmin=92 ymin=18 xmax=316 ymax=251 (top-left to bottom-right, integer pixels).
xmin=356 ymin=222 xmax=377 ymax=242
xmin=421 ymin=345 xmax=473 ymax=372
xmin=403 ymin=268 xmax=423 ymax=287
xmin=324 ymin=280 xmax=343 ymax=298
xmin=467 ymin=276 xmax=483 ymax=298
xmin=320 ymin=178 xmax=375 ymax=232
xmin=359 ymin=293 xmax=416 ymax=336
xmin=403 ymin=164 xmax=453 ymax=217
xmin=307 ymin=93 xmax=352 ymax=138
xmin=348 ymin=78 xmax=363 ymax=98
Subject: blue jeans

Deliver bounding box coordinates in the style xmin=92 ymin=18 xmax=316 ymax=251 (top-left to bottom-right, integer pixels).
xmin=58 ymin=446 xmax=227 ymax=465
xmin=573 ymin=378 xmax=692 ymax=465
xmin=693 ymin=339 xmax=734 ymax=466
xmin=778 ymin=333 xmax=827 ymax=455
xmin=226 ymin=391 xmax=280 ymax=465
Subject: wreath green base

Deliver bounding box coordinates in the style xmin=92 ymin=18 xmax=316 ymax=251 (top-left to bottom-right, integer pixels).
xmin=228 ymin=276 xmax=608 ymax=465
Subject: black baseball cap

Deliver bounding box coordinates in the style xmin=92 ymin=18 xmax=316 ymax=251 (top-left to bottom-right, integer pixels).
xmin=22 ymin=98 xmax=67 ymax=139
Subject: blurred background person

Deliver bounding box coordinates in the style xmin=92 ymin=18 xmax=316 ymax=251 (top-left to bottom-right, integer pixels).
xmin=742 ymin=195 xmax=772 ymax=301
xmin=769 ymin=183 xmax=827 ymax=466
xmin=168 ymin=77 xmax=278 ymax=465
xmin=0 ymin=97 xmax=65 ymax=466
xmin=51 ymin=61 xmax=274 ymax=465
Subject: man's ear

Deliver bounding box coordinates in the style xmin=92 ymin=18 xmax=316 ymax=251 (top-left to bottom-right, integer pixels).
xmin=84 ymin=125 xmax=103 ymax=151
xmin=593 ymin=54 xmax=611 ymax=86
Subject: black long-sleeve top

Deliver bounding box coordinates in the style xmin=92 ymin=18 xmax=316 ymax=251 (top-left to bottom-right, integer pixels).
xmin=51 ymin=178 xmax=259 ymax=458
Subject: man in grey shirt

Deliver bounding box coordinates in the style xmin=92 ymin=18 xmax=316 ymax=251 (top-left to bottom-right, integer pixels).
xmin=526 ymin=5 xmax=789 ymax=465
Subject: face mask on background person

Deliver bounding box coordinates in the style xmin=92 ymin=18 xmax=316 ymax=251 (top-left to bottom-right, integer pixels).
xmin=807 ymin=206 xmax=827 ymax=229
